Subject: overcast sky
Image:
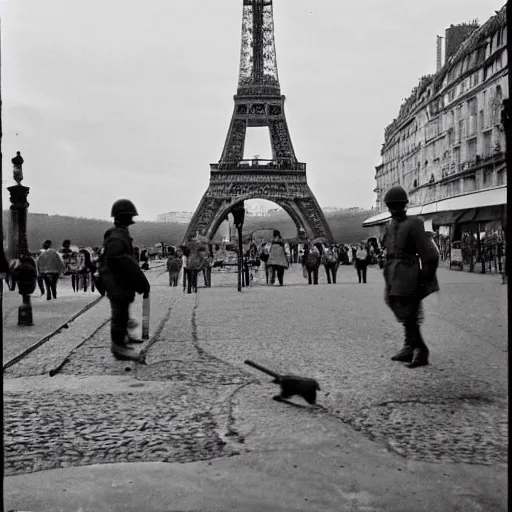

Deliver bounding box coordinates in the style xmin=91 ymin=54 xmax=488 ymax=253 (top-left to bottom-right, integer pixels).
xmin=0 ymin=0 xmax=503 ymax=221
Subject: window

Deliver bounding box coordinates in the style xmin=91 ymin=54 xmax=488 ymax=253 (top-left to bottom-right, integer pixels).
xmin=466 ymin=138 xmax=477 ymax=161
xmin=483 ymin=132 xmax=492 ymax=157
xmin=468 ymin=98 xmax=477 ymax=136
xmin=464 ymin=176 xmax=476 ymax=193
xmin=453 ymin=147 xmax=461 ymax=167
xmin=458 ymin=119 xmax=465 ymax=141
xmin=497 ymin=170 xmax=505 ymax=186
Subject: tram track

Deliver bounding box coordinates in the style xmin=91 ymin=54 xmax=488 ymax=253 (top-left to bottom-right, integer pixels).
xmin=3 ymin=263 xmax=168 ymax=373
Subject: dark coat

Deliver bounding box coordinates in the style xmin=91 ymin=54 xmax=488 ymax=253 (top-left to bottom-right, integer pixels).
xmin=99 ymin=226 xmax=150 ymax=300
xmin=167 ymin=255 xmax=182 ymax=273
xmin=381 ymin=214 xmax=439 ymax=298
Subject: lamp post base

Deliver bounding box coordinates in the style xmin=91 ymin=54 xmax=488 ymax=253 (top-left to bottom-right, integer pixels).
xmin=18 ymin=295 xmax=33 ymax=326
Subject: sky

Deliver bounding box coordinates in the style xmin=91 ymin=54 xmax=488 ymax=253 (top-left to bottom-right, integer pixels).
xmin=0 ymin=0 xmax=504 ymax=222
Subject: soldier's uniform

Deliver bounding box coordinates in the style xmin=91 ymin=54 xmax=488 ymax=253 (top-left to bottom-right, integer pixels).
xmin=99 ymin=199 xmax=150 ymax=361
xmin=381 ymin=186 xmax=439 ymax=368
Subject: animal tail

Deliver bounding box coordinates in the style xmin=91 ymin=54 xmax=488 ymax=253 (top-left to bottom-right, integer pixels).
xmin=244 ymin=360 xmax=280 ymax=379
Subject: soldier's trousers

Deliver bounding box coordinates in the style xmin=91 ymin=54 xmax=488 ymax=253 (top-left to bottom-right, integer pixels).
xmin=110 ymin=298 xmax=132 ymax=346
xmin=386 ymin=295 xmax=426 ymax=348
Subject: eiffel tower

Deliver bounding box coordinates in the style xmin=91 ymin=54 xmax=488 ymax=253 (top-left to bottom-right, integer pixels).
xmin=184 ymin=0 xmax=333 ymax=242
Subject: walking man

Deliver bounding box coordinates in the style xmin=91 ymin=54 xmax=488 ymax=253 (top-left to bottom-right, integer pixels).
xmin=36 ymin=240 xmax=65 ymax=300
xmin=381 ymin=186 xmax=439 ymax=368
xmin=99 ymin=199 xmax=150 ymax=362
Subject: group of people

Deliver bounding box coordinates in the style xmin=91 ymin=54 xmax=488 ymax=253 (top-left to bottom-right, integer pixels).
xmin=34 ymin=239 xmax=101 ymax=300
xmin=299 ymin=241 xmax=372 ymax=285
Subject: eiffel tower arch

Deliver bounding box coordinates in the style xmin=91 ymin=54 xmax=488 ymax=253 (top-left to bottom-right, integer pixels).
xmin=184 ymin=0 xmax=333 ymax=243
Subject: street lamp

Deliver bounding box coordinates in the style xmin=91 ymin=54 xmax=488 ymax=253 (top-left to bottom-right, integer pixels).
xmin=8 ymin=152 xmax=37 ymax=325
xmin=232 ymin=201 xmax=245 ymax=292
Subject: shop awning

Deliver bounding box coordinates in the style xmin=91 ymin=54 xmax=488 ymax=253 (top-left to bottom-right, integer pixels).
xmin=362 ymin=210 xmax=391 ymax=227
xmin=363 ymin=185 xmax=507 ymax=227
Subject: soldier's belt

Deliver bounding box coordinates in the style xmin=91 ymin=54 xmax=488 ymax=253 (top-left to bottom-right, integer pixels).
xmin=386 ymin=254 xmax=419 ymax=264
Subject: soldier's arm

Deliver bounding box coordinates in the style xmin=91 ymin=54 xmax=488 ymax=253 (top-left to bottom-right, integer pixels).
xmin=105 ymin=239 xmax=150 ymax=294
xmin=411 ymin=219 xmax=439 ymax=279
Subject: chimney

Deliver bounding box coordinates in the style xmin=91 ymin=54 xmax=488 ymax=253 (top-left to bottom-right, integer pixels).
xmin=436 ymin=35 xmax=443 ymax=71
xmin=444 ymin=22 xmax=479 ymax=62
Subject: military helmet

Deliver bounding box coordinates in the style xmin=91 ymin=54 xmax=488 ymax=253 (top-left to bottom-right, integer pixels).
xmin=383 ymin=185 xmax=409 ymax=204
xmin=111 ymin=199 xmax=138 ymax=217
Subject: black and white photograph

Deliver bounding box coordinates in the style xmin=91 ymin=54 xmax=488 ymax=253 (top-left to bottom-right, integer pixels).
xmin=1 ymin=0 xmax=509 ymax=510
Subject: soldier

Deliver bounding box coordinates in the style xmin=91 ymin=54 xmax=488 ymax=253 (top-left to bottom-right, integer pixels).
xmin=98 ymin=199 xmax=150 ymax=362
xmin=381 ymin=185 xmax=439 ymax=369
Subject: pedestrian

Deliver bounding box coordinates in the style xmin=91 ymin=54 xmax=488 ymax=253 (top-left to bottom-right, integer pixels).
xmin=78 ymin=248 xmax=97 ymax=292
xmin=381 ymin=185 xmax=439 ymax=369
xmin=267 ymin=230 xmax=288 ymax=286
xmin=59 ymin=240 xmax=80 ymax=291
xmin=36 ymin=240 xmax=65 ymax=300
xmin=354 ymin=242 xmax=370 ymax=283
xmin=184 ymin=240 xmax=206 ymax=294
xmin=323 ymin=243 xmax=339 ymax=284
xmin=202 ymin=246 xmax=213 ymax=287
xmin=179 ymin=245 xmax=189 ymax=291
xmin=98 ymin=199 xmax=150 ymax=362
xmin=305 ymin=243 xmax=321 ymax=285
xmin=36 ymin=244 xmax=47 ymax=296
xmin=166 ymin=247 xmax=182 ymax=287
xmin=259 ymin=243 xmax=270 ymax=284
xmin=139 ymin=249 xmax=149 ymax=271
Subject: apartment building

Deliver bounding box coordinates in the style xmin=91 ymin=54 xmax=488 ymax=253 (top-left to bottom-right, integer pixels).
xmin=364 ymin=7 xmax=507 ymax=246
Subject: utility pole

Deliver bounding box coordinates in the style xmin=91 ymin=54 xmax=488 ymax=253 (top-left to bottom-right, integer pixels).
xmin=232 ymin=202 xmax=245 ymax=292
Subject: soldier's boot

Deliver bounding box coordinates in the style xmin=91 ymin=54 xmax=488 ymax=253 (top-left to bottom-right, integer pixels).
xmin=111 ymin=342 xmax=141 ymax=361
xmin=111 ymin=329 xmax=141 ymax=361
xmin=391 ymin=325 xmax=415 ymax=362
xmin=406 ymin=327 xmax=429 ymax=369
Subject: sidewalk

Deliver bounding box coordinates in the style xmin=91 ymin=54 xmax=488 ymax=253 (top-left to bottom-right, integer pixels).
xmin=3 ymin=263 xmax=167 ymax=364
xmin=3 ymin=277 xmax=101 ymax=364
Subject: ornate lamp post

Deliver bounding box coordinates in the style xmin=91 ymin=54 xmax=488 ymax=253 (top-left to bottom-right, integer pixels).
xmin=232 ymin=201 xmax=245 ymax=292
xmin=8 ymin=152 xmax=37 ymax=325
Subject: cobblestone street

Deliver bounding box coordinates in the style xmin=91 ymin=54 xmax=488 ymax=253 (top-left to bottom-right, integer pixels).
xmin=4 ymin=263 xmax=508 ymax=511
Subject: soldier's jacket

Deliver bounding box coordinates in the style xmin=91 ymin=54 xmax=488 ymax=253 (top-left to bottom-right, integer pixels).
xmin=381 ymin=215 xmax=439 ymax=298
xmin=99 ymin=226 xmax=150 ymax=300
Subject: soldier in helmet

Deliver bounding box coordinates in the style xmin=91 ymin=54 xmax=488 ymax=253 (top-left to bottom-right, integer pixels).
xmin=98 ymin=199 xmax=150 ymax=361
xmin=381 ymin=185 xmax=439 ymax=368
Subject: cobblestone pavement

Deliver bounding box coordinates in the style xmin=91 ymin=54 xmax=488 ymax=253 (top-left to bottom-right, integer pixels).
xmin=197 ymin=264 xmax=508 ymax=465
xmin=3 ymin=262 xmax=507 ymax=481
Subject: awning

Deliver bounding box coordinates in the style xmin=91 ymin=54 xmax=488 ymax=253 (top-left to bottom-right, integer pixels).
xmin=363 ymin=185 xmax=507 ymax=227
xmin=456 ymin=208 xmax=477 ymax=223
xmin=362 ymin=210 xmax=391 ymax=227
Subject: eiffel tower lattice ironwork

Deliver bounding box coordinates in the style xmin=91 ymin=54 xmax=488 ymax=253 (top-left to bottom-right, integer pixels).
xmin=184 ymin=0 xmax=333 ymax=243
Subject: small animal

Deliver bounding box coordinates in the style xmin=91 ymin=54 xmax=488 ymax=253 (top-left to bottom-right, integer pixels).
xmin=244 ymin=360 xmax=321 ymax=405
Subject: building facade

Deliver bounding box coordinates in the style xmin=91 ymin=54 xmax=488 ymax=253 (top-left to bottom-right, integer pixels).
xmin=364 ymin=7 xmax=507 ymax=272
